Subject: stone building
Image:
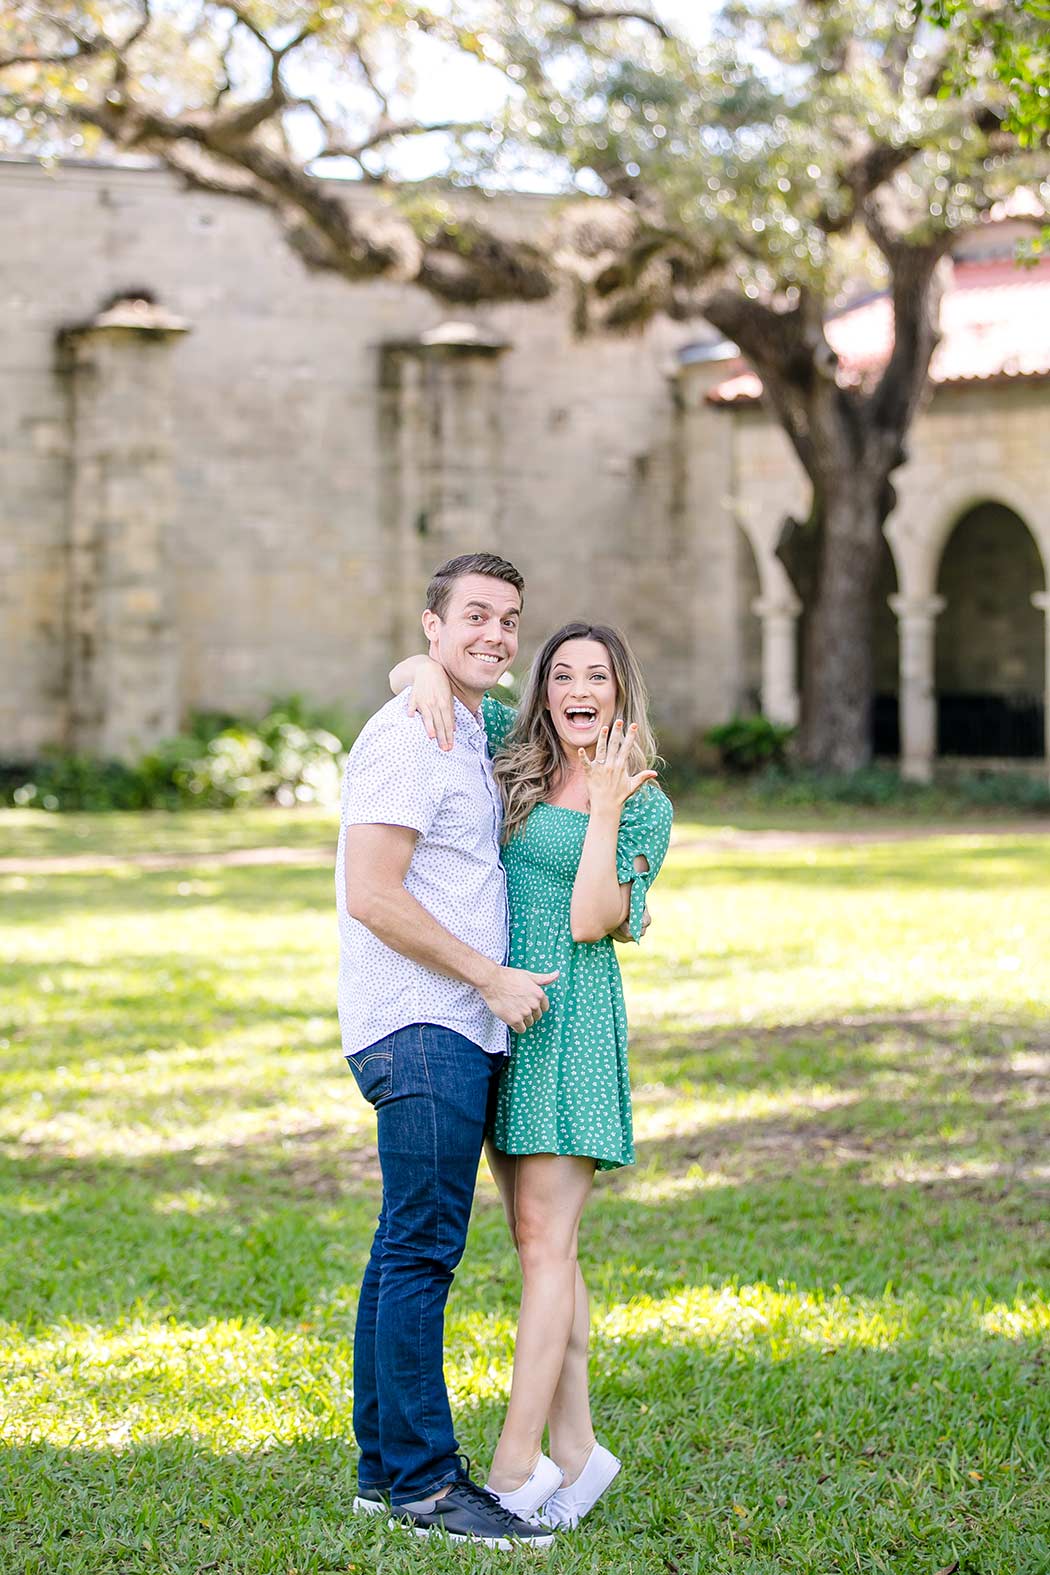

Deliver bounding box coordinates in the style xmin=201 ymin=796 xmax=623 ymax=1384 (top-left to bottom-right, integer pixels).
xmin=3 ymin=156 xmax=1049 ymax=777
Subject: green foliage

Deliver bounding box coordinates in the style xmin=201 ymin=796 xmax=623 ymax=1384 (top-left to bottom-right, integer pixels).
xmin=661 ymin=754 xmax=1050 ymax=813
xmin=705 ymin=715 xmax=794 ymax=773
xmin=751 ymin=764 xmax=1050 ymax=810
xmin=0 ymin=697 xmax=359 ymax=813
xmin=923 ymin=0 xmax=1050 ymax=257
xmin=954 ymin=767 xmax=1050 ymax=810
xmin=925 ymin=0 xmax=1050 ymax=146
xmin=750 ymin=763 xmax=929 ymax=806
xmin=470 ymin=0 xmax=1039 ymax=320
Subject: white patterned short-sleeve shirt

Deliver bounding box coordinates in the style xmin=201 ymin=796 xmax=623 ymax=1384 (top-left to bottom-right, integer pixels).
xmin=335 ymin=691 xmax=510 ymax=1058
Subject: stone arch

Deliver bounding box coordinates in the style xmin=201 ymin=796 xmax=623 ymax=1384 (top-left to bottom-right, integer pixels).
xmin=733 ymin=513 xmax=802 ymax=726
xmin=889 ymin=473 xmax=1050 ymax=599
xmin=934 ymin=501 xmax=1047 ymax=758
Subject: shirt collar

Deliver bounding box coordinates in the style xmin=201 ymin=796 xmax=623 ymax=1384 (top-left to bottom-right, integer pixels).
xmin=452 ymin=695 xmax=486 ymax=749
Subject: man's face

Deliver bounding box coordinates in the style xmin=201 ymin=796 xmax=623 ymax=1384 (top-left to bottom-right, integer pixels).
xmin=421 ymin=573 xmax=521 ymax=702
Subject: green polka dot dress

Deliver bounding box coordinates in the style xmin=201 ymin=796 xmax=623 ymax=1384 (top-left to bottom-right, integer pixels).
xmin=482 ymin=696 xmax=674 ymax=1172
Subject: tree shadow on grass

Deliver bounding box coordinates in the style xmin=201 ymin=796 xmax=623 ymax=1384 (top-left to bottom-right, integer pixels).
xmin=2 ymin=865 xmax=334 ymax=923
xmin=2 ymin=954 xmax=343 ymax=1075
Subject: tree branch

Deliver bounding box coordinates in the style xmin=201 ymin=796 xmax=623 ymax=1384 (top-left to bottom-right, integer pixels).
xmin=556 ymin=1 xmax=672 ymax=39
xmin=698 ymin=286 xmax=833 ymax=476
xmin=0 ymin=18 xmax=103 ymax=71
xmin=314 ymin=118 xmax=486 ymax=165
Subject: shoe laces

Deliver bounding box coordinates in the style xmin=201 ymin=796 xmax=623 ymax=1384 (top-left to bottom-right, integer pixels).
xmin=448 ymin=1467 xmax=534 ymax=1532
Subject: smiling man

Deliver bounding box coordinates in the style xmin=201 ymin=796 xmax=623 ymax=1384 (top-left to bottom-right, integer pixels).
xmin=336 ymin=552 xmax=557 ymax=1549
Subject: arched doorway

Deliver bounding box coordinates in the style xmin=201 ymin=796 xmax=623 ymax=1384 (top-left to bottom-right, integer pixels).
xmin=935 ymin=502 xmax=1046 ymax=757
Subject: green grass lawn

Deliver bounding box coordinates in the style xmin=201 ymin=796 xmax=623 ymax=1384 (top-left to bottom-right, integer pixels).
xmin=1 ymin=808 xmax=1048 ymax=1573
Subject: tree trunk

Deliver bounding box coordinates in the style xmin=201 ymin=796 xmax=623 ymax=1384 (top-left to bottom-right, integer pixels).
xmin=796 ymin=471 xmax=888 ymax=772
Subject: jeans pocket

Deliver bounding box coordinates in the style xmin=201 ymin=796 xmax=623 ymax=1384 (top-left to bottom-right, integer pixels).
xmin=346 ymin=1048 xmax=393 ymax=1107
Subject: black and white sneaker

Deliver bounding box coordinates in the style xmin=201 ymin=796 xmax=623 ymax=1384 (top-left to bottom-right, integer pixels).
xmin=390 ymin=1476 xmax=555 ymax=1549
xmin=352 ymin=1486 xmax=389 ymax=1515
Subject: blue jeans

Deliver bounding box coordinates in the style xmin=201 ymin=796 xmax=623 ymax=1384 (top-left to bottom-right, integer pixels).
xmin=347 ymin=1023 xmax=502 ymax=1506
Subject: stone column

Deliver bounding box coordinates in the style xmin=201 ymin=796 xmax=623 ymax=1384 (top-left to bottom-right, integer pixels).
xmin=59 ymin=297 xmax=189 ymax=759
xmin=752 ymin=592 xmax=801 ymax=727
xmin=890 ymin=593 xmax=945 ymax=783
xmin=379 ymin=321 xmax=509 ymax=657
xmin=1032 ymin=591 xmax=1050 ymax=766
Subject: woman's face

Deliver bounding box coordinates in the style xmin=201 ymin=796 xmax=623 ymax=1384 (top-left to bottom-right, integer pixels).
xmin=545 ymin=638 xmax=619 ymax=758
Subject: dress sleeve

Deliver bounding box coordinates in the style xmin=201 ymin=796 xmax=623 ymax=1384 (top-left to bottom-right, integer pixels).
xmin=481 ymin=693 xmax=517 ymax=754
xmin=615 ymin=784 xmax=674 ymax=943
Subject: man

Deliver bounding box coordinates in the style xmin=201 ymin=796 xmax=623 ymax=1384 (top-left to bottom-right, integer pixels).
xmin=336 ymin=551 xmax=557 ymax=1549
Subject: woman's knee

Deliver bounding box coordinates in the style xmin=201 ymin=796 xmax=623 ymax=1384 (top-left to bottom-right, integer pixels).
xmin=515 ymin=1209 xmax=577 ymax=1275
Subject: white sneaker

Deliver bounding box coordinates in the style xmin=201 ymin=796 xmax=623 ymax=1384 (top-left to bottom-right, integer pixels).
xmin=485 ymin=1453 xmax=564 ymax=1521
xmin=538 ymin=1442 xmax=621 ymax=1528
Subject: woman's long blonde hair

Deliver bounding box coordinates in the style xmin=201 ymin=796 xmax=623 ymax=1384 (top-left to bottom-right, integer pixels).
xmin=494 ymin=622 xmax=659 ymax=844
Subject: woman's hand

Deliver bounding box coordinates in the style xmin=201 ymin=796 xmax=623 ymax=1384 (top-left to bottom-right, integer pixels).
xmin=406 ymin=657 xmax=456 ymax=751
xmin=579 ymin=721 xmax=658 ymax=817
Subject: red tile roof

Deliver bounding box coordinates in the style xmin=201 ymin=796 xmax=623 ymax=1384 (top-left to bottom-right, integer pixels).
xmin=707 ymin=255 xmax=1050 ymax=405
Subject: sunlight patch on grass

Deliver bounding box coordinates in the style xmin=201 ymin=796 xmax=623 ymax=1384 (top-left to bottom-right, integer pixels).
xmin=446 ymin=1309 xmax=518 ymax=1408
xmin=619 ymin=1165 xmax=732 ymax=1201
xmin=874 ymin=1155 xmax=1050 ymax=1186
xmin=597 ymin=1284 xmax=915 ymax=1356
xmin=151 ymin=1188 xmax=225 ymax=1216
xmin=978 ymin=1298 xmax=1050 ymax=1340
xmin=0 ymin=1319 xmax=355 ymax=1452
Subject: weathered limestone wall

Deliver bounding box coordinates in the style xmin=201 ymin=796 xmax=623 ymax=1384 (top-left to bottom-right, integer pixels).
xmin=1 ymin=157 xmax=727 ymax=759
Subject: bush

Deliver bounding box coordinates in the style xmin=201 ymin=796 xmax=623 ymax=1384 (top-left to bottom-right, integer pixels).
xmin=0 ymin=697 xmax=359 ymax=812
xmin=705 ymin=715 xmax=795 ymax=774
xmin=954 ymin=770 xmax=1050 ymax=811
xmin=748 ymin=764 xmax=926 ymax=807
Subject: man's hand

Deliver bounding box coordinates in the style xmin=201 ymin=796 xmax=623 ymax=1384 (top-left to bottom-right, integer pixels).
xmin=612 ymin=904 xmax=651 ymax=944
xmin=479 ymin=966 xmax=560 ymax=1035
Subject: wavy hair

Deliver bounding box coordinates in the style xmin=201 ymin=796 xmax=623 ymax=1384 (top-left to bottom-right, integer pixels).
xmin=494 ymin=622 xmax=659 ymax=845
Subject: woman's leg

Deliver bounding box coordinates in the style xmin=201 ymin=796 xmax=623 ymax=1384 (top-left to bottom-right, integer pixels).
xmin=487 ymin=1153 xmax=596 ymax=1491
xmin=485 ymin=1139 xmax=519 ymax=1242
xmin=546 ymin=1263 xmax=597 ymax=1485
xmin=485 ymin=1143 xmax=598 ymax=1483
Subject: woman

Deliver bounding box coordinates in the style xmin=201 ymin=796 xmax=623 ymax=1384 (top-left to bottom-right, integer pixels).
xmin=389 ymin=623 xmax=673 ymax=1529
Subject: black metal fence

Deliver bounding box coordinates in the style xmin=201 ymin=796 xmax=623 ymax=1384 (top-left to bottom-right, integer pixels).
xmin=872 ymin=692 xmax=1045 ymax=759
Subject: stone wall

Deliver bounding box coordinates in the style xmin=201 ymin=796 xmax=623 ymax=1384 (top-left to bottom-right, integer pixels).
xmin=1 ymin=157 xmax=728 ymax=761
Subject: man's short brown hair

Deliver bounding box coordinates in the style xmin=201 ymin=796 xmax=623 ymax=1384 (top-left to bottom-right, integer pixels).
xmin=425 ymin=552 xmax=525 ymax=620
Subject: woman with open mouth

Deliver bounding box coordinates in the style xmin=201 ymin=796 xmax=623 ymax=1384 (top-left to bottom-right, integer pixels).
xmin=389 ymin=620 xmax=673 ymax=1533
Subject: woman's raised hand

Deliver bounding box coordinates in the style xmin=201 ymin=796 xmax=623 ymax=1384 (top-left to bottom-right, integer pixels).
xmin=579 ymin=720 xmax=658 ymax=814
xmin=408 ymin=657 xmax=456 ymax=751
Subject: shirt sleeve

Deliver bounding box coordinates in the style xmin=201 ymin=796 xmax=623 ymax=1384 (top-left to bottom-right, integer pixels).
xmin=615 ymin=784 xmax=674 ymax=943
xmin=342 ymin=717 xmax=445 ymax=836
xmin=481 ymin=693 xmax=518 ymax=754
